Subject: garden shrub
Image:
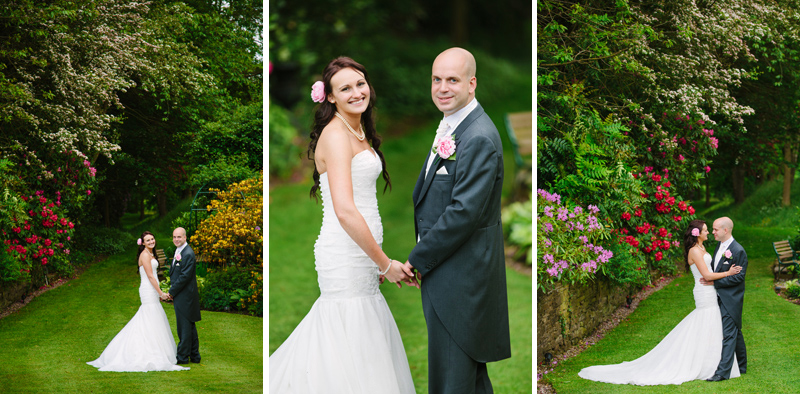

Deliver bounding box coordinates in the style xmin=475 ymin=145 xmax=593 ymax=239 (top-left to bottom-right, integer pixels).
xmin=502 ymin=197 xmax=532 ymax=265
xmin=191 ymin=173 xmax=263 ymax=270
xmin=537 ymin=189 xmax=614 ymax=292
xmin=199 ymin=268 xmax=252 ymax=312
xmin=0 ymin=148 xmax=98 ymax=286
xmin=785 ymin=279 xmax=800 ymax=299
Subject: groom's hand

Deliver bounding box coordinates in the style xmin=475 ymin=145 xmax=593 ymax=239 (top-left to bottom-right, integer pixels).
xmin=402 ymin=261 xmax=420 ymax=289
xmin=699 ymin=278 xmax=713 ymax=286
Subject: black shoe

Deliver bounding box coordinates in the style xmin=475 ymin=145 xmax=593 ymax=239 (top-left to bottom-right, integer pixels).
xmin=706 ymin=375 xmax=726 ymax=382
xmin=191 ymin=358 xmax=201 ymax=363
xmin=177 ymin=360 xmax=190 ymax=365
xmin=740 ymin=369 xmax=746 ymax=374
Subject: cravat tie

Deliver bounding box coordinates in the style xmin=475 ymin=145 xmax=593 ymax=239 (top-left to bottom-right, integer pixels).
xmin=425 ymin=120 xmax=449 ymax=177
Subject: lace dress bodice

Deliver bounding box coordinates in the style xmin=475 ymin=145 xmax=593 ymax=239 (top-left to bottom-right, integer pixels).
xmin=315 ymin=149 xmax=384 ymax=299
xmin=139 ymin=258 xmax=160 ymax=305
xmin=690 ymin=253 xmax=718 ymax=310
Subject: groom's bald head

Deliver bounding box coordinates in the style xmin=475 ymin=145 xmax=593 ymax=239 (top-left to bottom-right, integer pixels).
xmin=712 ymin=217 xmax=734 ymax=242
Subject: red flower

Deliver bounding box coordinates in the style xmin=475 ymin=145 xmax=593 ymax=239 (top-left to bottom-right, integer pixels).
xmin=678 ymin=201 xmax=688 ymax=211
xmin=651 ymin=174 xmax=662 ymax=182
xmin=666 ymin=196 xmax=676 ymax=206
xmin=663 ymin=181 xmax=671 ymax=188
xmin=655 ymin=251 xmax=663 ymax=261
xmin=658 ymin=228 xmax=668 ymax=237
xmin=622 ymin=212 xmax=632 ymax=220
xmin=688 ymin=206 xmax=695 ymax=215
xmin=634 ymin=209 xmax=642 ymax=217
xmin=673 ymin=215 xmax=683 ymax=222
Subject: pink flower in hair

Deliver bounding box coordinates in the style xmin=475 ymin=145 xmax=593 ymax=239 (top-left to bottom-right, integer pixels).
xmin=137 ymin=238 xmax=142 ymax=246
xmin=311 ymin=81 xmax=325 ymax=103
xmin=691 ymin=228 xmax=700 ymax=236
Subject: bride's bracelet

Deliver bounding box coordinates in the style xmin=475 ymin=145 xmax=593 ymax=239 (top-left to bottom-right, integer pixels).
xmin=379 ymin=259 xmax=393 ymax=275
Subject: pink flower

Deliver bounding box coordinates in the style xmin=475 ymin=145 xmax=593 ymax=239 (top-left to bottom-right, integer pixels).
xmin=310 ymin=81 xmax=325 ymax=103
xmin=724 ymin=250 xmax=732 ymax=259
xmin=137 ymin=238 xmax=142 ymax=246
xmin=709 ymin=137 xmax=719 ymax=149
xmin=87 ymin=190 xmax=92 ymax=195
xmin=705 ymin=166 xmax=711 ymax=173
xmin=678 ymin=154 xmax=685 ymax=161
xmin=691 ymin=228 xmax=700 ymax=236
xmin=435 ymin=135 xmax=457 ymax=159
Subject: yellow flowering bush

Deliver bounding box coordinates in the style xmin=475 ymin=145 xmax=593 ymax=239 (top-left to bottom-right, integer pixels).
xmin=238 ymin=263 xmax=263 ymax=316
xmin=191 ymin=173 xmax=263 ymax=270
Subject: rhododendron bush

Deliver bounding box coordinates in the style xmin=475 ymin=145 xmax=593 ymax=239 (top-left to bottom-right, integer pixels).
xmin=0 ymin=149 xmax=98 ymax=285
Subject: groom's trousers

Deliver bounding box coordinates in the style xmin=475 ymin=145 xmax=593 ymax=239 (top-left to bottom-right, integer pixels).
xmin=176 ymin=315 xmax=200 ymax=363
xmin=422 ymin=290 xmax=492 ymax=394
xmin=716 ymin=300 xmax=747 ymax=378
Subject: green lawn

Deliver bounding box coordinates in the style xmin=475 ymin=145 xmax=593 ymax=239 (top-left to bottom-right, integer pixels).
xmin=542 ymin=190 xmax=800 ymax=392
xmin=0 ymin=209 xmax=263 ymax=393
xmin=268 ymin=106 xmax=533 ymax=393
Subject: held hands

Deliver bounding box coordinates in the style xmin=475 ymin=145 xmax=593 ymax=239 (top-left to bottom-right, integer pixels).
xmin=160 ymin=292 xmax=173 ymax=301
xmin=380 ymin=260 xmax=420 ymax=289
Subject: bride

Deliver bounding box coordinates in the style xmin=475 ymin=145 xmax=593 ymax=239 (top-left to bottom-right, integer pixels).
xmin=268 ymin=57 xmax=416 ymax=393
xmin=579 ymin=219 xmax=741 ymax=385
xmin=87 ymin=231 xmax=188 ymax=372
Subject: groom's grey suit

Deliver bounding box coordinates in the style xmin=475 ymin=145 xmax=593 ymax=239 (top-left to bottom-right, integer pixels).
xmin=711 ymin=238 xmax=748 ymax=378
xmin=169 ymin=243 xmax=201 ymax=363
xmin=409 ymin=102 xmax=511 ymax=394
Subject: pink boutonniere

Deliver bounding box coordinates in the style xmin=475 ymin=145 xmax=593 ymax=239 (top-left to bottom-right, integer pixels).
xmin=432 ymin=135 xmax=457 ymax=160
xmin=174 ymin=253 xmax=182 ymax=262
xmin=724 ymin=250 xmax=732 ymax=259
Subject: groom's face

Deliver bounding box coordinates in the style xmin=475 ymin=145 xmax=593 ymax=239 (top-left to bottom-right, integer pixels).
xmin=431 ymin=53 xmax=476 ymax=116
xmin=172 ymin=229 xmax=186 ymax=248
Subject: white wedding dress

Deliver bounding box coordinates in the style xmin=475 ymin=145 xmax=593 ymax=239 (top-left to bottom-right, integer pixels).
xmin=87 ymin=258 xmax=188 ymax=372
xmin=269 ymin=149 xmax=415 ymax=394
xmin=579 ymin=253 xmax=739 ymax=385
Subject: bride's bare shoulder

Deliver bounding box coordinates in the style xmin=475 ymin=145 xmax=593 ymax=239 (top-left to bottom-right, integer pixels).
xmin=687 ymin=246 xmax=703 ymax=265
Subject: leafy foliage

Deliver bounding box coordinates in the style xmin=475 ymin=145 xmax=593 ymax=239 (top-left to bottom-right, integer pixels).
xmin=502 ymin=197 xmax=532 ymax=265
xmin=191 ymin=173 xmax=263 ymax=270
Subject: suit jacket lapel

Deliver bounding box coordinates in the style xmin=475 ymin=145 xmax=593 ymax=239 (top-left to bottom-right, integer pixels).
xmin=711 ymin=241 xmax=721 ymax=271
xmin=414 ymin=104 xmax=484 ymax=207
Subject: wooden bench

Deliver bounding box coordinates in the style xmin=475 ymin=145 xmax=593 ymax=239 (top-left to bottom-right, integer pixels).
xmin=504 ymin=112 xmax=532 ymax=168
xmin=156 ymin=249 xmax=168 ymax=275
xmin=773 ymin=240 xmax=799 ymax=279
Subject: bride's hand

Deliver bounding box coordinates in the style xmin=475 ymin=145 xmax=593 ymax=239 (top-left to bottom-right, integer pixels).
xmin=384 ymin=260 xmax=413 ymax=287
xmin=728 ymin=264 xmax=742 ymax=275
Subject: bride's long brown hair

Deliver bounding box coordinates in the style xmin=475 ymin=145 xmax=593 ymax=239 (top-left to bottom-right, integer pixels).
xmin=307 ymin=57 xmax=391 ymax=200
xmin=683 ymin=219 xmax=706 ymax=271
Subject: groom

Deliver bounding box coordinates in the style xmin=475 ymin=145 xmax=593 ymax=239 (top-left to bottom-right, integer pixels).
xmin=403 ymin=47 xmax=511 ymax=394
xmin=166 ymin=227 xmax=202 ymax=364
xmin=701 ymin=216 xmax=748 ymax=381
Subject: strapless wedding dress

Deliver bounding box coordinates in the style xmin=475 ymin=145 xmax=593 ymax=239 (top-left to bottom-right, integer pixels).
xmin=269 ymin=149 xmax=415 ymax=394
xmin=87 ymin=258 xmax=188 ymax=372
xmin=579 ymin=253 xmax=739 ymax=385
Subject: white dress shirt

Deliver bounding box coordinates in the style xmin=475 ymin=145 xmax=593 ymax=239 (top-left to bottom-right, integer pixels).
xmin=424 ymin=98 xmax=480 ymax=177
xmin=714 ymin=236 xmax=735 ymax=269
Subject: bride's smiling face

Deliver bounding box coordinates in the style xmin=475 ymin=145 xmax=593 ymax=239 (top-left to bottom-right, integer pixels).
xmin=143 ymin=234 xmax=156 ymax=250
xmin=698 ymin=224 xmax=709 ymax=242
xmin=328 ymin=67 xmax=370 ymax=116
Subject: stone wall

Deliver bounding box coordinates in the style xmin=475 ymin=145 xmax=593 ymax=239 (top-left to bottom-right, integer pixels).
xmin=0 ymin=280 xmax=30 ymax=311
xmin=537 ymin=278 xmax=629 ymax=363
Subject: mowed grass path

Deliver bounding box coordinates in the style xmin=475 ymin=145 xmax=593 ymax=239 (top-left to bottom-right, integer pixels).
xmin=0 ymin=244 xmax=262 ymax=393
xmin=269 ymin=114 xmax=533 ymax=393
xmin=543 ymin=225 xmax=800 ymax=393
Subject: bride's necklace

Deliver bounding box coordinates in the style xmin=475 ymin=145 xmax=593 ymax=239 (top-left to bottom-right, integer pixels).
xmin=146 ymin=249 xmax=154 ymax=258
xmin=334 ymin=112 xmax=365 ymax=141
